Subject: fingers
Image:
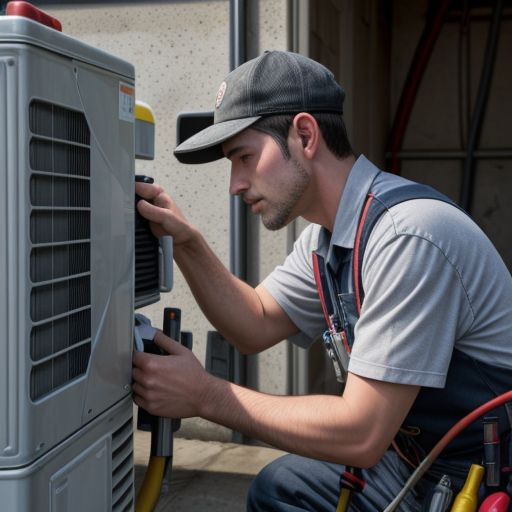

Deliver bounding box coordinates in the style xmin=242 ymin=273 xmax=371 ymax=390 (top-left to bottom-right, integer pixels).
xmin=135 ymin=181 xmax=197 ymax=249
xmin=136 ymin=198 xmax=169 ymax=224
xmin=131 ymin=334 xmax=183 ymax=371
xmin=131 ymin=380 xmax=158 ymax=416
xmin=136 ymin=182 xmax=174 ymax=208
xmin=154 ymin=331 xmax=186 ymax=354
xmin=136 ymin=181 xmax=163 ymax=200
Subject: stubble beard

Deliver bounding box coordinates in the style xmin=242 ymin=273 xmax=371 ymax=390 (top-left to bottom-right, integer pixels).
xmin=261 ymin=159 xmax=310 ymax=231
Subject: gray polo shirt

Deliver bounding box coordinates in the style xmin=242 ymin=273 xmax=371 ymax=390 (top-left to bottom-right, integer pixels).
xmin=262 ymin=155 xmax=512 ymax=388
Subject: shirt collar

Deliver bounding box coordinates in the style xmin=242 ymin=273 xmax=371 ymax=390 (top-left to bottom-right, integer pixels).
xmin=316 ymin=155 xmax=381 ymax=271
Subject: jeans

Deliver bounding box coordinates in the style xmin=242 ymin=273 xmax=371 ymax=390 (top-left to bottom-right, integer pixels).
xmin=246 ymin=450 xmax=441 ymax=512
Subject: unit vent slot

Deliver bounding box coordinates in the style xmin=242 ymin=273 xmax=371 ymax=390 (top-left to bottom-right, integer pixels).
xmin=31 ymin=309 xmax=91 ymax=361
xmin=31 ymin=275 xmax=91 ymax=322
xmin=30 ymin=100 xmax=90 ymax=145
xmin=31 ymin=242 xmax=90 ymax=282
xmin=30 ymin=342 xmax=91 ymax=400
xmin=30 ymin=174 xmax=90 ymax=208
xmin=30 ymin=210 xmax=90 ymax=244
xmin=29 ymin=100 xmax=92 ymax=401
xmin=30 ymin=139 xmax=90 ymax=177
xmin=112 ymin=419 xmax=134 ymax=512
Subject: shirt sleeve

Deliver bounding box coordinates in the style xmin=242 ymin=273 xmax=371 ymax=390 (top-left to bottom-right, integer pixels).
xmin=261 ymin=224 xmax=326 ymax=348
xmin=348 ymin=211 xmax=474 ymax=388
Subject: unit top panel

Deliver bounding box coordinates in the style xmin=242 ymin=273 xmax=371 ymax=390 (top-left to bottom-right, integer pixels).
xmin=0 ymin=16 xmax=134 ymax=80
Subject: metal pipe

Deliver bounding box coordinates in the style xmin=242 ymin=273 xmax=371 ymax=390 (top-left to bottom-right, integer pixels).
xmin=460 ymin=0 xmax=504 ymax=212
xmin=229 ymin=0 xmax=248 ymax=444
xmin=446 ymin=7 xmax=512 ymax=22
xmin=388 ymin=149 xmax=512 ymax=160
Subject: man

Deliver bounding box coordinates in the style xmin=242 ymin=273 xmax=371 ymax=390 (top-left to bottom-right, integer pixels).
xmin=132 ymin=51 xmax=512 ymax=511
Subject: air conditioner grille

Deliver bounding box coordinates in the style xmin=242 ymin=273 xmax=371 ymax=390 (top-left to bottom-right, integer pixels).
xmin=30 ymin=139 xmax=90 ymax=177
xmin=30 ymin=243 xmax=90 ymax=282
xmin=112 ymin=419 xmax=134 ymax=512
xmin=30 ymin=309 xmax=91 ymax=360
xmin=31 ymin=276 xmax=91 ymax=322
xmin=30 ymin=174 xmax=90 ymax=208
xmin=30 ymin=342 xmax=91 ymax=400
xmin=135 ymin=222 xmax=159 ymax=295
xmin=28 ymin=100 xmax=92 ymax=401
xmin=30 ymin=210 xmax=91 ymax=244
xmin=29 ymin=99 xmax=90 ymax=145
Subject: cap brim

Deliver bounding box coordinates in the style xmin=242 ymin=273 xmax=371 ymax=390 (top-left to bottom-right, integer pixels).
xmin=174 ymin=116 xmax=261 ymax=164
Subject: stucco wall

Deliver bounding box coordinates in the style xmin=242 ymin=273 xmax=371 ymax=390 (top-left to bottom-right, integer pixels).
xmin=45 ymin=0 xmax=291 ymax=440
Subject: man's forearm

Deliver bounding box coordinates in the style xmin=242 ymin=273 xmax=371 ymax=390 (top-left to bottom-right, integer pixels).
xmin=198 ymin=372 xmax=419 ymax=468
xmin=173 ymin=233 xmax=283 ymax=353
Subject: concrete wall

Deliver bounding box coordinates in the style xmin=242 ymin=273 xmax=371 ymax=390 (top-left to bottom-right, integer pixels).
xmin=309 ymin=0 xmax=390 ymax=167
xmin=294 ymin=0 xmax=392 ymax=396
xmin=292 ymin=0 xmax=512 ymax=396
xmin=45 ymin=0 xmax=291 ymax=440
xmin=307 ymin=0 xmax=512 ymax=272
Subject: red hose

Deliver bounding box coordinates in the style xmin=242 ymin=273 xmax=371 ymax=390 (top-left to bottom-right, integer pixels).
xmin=384 ymin=390 xmax=512 ymax=511
xmin=389 ymin=0 xmax=453 ymax=174
xmin=426 ymin=390 xmax=512 ymax=463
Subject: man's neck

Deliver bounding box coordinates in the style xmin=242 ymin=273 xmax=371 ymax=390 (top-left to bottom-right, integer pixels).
xmin=302 ymin=154 xmax=356 ymax=232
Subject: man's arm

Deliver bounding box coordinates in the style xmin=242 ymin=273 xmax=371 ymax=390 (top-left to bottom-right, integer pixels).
xmin=132 ymin=333 xmax=420 ymax=467
xmin=136 ymin=182 xmax=297 ymax=353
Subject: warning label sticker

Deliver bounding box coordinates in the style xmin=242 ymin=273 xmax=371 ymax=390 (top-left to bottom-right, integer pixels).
xmin=119 ymin=82 xmax=135 ymax=122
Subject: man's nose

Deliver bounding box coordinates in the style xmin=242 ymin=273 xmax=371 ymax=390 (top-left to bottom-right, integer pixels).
xmin=229 ymin=168 xmax=250 ymax=196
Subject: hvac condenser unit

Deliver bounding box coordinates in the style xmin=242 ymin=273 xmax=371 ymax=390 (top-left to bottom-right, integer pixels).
xmin=0 ymin=8 xmax=157 ymax=511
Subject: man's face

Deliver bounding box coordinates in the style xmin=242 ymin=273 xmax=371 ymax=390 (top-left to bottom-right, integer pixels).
xmin=223 ymin=129 xmax=310 ymax=230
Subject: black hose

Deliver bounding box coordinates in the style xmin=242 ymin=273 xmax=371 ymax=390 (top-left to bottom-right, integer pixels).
xmin=460 ymin=0 xmax=504 ymax=213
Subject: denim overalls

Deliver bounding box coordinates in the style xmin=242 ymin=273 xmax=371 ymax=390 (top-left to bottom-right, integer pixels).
xmin=313 ymin=173 xmax=512 ymax=482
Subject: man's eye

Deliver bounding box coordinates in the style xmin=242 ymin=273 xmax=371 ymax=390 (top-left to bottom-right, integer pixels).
xmin=241 ymin=154 xmax=252 ymax=163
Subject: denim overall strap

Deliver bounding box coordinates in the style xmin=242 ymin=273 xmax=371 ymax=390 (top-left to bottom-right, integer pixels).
xmin=353 ymin=183 xmax=460 ymax=309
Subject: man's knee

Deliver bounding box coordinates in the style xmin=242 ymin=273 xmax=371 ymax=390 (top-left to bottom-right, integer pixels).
xmin=247 ymin=454 xmax=341 ymax=512
xmin=248 ymin=455 xmax=291 ymax=510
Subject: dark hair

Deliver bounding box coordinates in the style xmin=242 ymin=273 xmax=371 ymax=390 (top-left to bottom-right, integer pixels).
xmin=252 ymin=112 xmax=353 ymax=160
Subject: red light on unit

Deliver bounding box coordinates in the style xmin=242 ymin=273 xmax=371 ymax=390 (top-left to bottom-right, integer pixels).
xmin=6 ymin=1 xmax=62 ymax=32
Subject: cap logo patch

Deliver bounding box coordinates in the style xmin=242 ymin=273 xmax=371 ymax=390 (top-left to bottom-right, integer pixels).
xmin=215 ymin=81 xmax=227 ymax=109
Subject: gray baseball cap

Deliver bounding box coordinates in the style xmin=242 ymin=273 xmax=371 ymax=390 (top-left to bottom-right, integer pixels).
xmin=174 ymin=51 xmax=345 ymax=164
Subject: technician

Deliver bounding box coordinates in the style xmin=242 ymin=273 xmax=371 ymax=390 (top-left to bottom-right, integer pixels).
xmin=132 ymin=51 xmax=512 ymax=511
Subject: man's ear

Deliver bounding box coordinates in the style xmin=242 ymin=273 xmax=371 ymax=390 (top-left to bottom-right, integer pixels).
xmin=292 ymin=113 xmax=319 ymax=159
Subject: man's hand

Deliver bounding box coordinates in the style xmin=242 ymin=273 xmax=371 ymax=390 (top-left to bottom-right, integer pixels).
xmin=135 ymin=182 xmax=198 ymax=246
xmin=132 ymin=331 xmax=212 ymax=418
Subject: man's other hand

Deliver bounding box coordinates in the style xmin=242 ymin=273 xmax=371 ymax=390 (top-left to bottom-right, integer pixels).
xmin=132 ymin=331 xmax=211 ymax=419
xmin=135 ymin=182 xmax=198 ymax=246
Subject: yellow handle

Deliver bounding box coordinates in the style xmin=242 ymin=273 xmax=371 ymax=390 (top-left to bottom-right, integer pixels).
xmin=336 ymin=488 xmax=351 ymax=512
xmin=450 ymin=464 xmax=485 ymax=512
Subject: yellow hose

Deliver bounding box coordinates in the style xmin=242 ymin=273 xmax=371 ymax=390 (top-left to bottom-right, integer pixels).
xmin=336 ymin=488 xmax=351 ymax=512
xmin=135 ymin=455 xmax=167 ymax=512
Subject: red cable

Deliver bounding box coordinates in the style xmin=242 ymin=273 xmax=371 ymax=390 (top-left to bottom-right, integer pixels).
xmin=389 ymin=0 xmax=453 ymax=174
xmin=427 ymin=390 xmax=512 ymax=463
xmin=353 ymin=194 xmax=374 ymax=315
xmin=384 ymin=390 xmax=512 ymax=511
